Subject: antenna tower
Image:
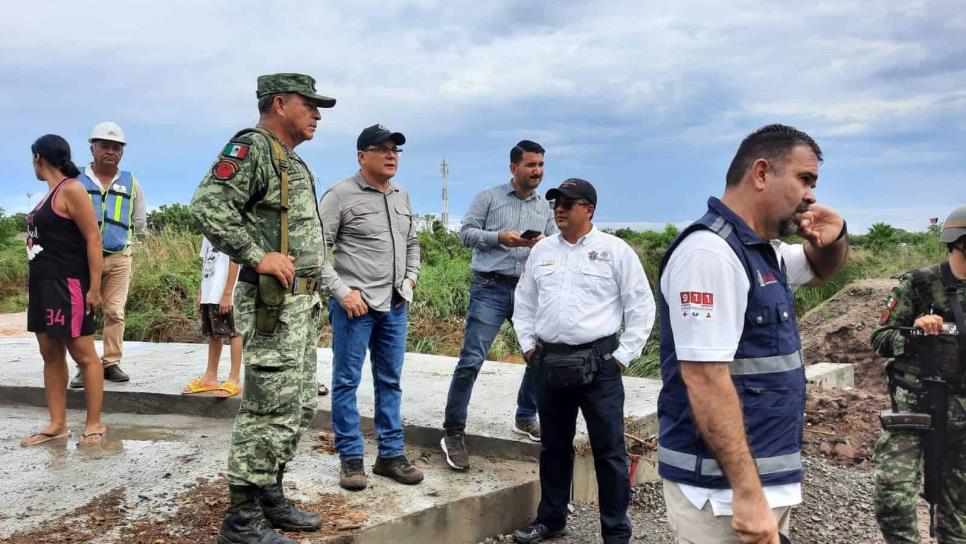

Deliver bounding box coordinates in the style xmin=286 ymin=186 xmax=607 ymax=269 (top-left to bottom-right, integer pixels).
xmin=441 ymin=158 xmax=449 ymax=229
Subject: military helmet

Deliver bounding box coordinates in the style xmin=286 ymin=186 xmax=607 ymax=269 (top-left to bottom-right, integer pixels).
xmin=940 ymin=205 xmax=966 ymax=243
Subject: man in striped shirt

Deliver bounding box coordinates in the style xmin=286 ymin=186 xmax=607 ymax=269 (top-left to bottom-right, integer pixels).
xmin=441 ymin=140 xmax=557 ymax=471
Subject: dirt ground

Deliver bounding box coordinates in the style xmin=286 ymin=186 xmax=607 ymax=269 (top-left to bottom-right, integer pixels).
xmin=797 ymin=278 xmax=899 ymax=467
xmin=2 ymin=477 xmax=369 ymax=544
xmin=0 ymin=312 xmax=30 ymax=338
xmin=799 ymin=278 xmax=897 ymax=392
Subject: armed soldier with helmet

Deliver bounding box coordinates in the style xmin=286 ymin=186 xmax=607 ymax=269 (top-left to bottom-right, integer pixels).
xmin=872 ymin=205 xmax=966 ymax=544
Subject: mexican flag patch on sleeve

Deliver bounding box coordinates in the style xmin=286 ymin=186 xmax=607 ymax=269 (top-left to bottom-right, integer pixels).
xmin=223 ymin=143 xmax=250 ymax=159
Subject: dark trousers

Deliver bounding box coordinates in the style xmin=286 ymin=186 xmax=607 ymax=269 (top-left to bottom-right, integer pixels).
xmin=535 ymin=355 xmax=631 ymax=544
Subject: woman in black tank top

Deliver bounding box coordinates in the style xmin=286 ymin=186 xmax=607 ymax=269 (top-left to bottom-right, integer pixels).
xmin=20 ymin=135 xmax=108 ymax=448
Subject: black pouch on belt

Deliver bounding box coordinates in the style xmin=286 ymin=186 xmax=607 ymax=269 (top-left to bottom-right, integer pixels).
xmin=255 ymin=274 xmax=286 ymax=335
xmin=540 ymin=348 xmax=598 ymax=388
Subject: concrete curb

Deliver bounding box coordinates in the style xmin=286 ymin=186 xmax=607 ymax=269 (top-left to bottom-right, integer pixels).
xmin=352 ymin=479 xmax=540 ymax=544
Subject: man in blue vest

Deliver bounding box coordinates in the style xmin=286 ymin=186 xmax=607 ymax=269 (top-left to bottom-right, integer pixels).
xmin=657 ymin=124 xmax=848 ymax=543
xmin=70 ymin=121 xmax=147 ymax=388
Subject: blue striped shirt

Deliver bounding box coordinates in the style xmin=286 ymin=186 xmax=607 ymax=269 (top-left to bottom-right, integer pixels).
xmin=459 ymin=182 xmax=557 ymax=277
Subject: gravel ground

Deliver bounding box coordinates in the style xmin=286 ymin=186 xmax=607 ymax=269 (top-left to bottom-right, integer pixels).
xmin=479 ymin=457 xmax=885 ymax=544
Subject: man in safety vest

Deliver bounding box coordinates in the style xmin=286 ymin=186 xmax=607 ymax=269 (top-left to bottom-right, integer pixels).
xmin=70 ymin=121 xmax=147 ymax=387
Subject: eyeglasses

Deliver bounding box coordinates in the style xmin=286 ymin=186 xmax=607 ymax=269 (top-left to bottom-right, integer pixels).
xmin=364 ymin=146 xmax=403 ymax=156
xmin=551 ymin=198 xmax=591 ymax=211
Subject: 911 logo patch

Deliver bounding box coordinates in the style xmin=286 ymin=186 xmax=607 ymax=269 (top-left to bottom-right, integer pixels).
xmin=680 ymin=291 xmax=715 ymax=319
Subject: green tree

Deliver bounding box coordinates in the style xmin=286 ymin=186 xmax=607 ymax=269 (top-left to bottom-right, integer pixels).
xmin=147 ymin=203 xmax=201 ymax=234
xmin=866 ymin=222 xmax=897 ymax=253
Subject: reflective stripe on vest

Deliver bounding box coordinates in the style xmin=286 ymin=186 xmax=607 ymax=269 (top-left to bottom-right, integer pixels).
xmin=731 ymin=351 xmax=804 ymax=376
xmin=77 ymin=171 xmax=135 ymax=253
xmin=658 ymin=445 xmax=802 ymax=477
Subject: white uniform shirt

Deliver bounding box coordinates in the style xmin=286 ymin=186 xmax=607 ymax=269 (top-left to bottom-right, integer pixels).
xmin=199 ymin=237 xmax=236 ymax=305
xmin=513 ymin=227 xmax=655 ymax=365
xmin=660 ymin=230 xmax=814 ymax=515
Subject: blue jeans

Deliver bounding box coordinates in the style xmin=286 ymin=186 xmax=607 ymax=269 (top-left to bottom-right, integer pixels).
xmin=329 ymin=296 xmax=408 ymax=461
xmin=443 ymin=274 xmax=538 ymax=434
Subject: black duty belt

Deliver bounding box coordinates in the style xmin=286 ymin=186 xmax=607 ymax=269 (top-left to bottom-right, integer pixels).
xmin=239 ymin=266 xmax=318 ymax=295
xmin=538 ymin=333 xmax=619 ymax=358
xmin=474 ymin=271 xmax=519 ymax=285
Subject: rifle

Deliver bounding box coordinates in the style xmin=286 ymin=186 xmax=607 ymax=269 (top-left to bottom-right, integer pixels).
xmin=882 ymin=326 xmax=958 ymax=537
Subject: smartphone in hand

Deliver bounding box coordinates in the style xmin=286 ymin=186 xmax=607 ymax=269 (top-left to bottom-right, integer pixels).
xmin=520 ymin=230 xmax=541 ymax=240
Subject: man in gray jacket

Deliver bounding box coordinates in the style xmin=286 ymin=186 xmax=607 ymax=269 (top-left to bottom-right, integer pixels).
xmin=319 ymin=124 xmax=422 ymax=491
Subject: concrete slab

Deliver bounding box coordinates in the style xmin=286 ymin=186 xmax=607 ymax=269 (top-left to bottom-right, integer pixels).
xmin=0 ymin=338 xmax=664 ymax=463
xmin=805 ymin=361 xmax=855 ymax=390
xmin=0 ymin=405 xmax=539 ymax=544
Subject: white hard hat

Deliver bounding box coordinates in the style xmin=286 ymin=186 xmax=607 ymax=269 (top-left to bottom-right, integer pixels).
xmin=89 ymin=121 xmax=126 ymax=144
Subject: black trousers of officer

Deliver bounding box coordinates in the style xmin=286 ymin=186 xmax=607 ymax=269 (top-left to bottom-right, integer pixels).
xmin=535 ymin=352 xmax=631 ymax=543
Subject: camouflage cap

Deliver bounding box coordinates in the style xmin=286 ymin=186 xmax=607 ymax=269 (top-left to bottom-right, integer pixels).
xmin=940 ymin=204 xmax=966 ymax=243
xmin=256 ymin=73 xmax=336 ymax=108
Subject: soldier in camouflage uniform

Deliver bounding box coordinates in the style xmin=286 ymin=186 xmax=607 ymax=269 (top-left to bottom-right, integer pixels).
xmin=871 ymin=205 xmax=966 ymax=544
xmin=189 ymin=73 xmax=338 ymax=544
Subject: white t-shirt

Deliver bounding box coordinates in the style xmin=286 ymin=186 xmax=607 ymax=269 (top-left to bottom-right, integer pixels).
xmin=200 ymin=237 xmax=236 ymax=305
xmin=659 ymin=230 xmax=814 ymax=515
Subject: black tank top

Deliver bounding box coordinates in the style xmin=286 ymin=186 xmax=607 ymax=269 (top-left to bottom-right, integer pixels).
xmin=26 ymin=178 xmax=90 ymax=280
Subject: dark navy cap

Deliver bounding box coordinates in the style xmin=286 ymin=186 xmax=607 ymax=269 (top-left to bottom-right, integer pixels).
xmin=357 ymin=124 xmax=406 ymax=150
xmin=546 ymin=178 xmax=597 ymax=206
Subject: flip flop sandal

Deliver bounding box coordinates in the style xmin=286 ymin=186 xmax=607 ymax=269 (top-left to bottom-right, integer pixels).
xmin=182 ymin=377 xmax=222 ymax=394
xmin=20 ymin=431 xmax=69 ymax=447
xmin=78 ymin=432 xmax=105 ymax=446
xmin=217 ymin=380 xmax=242 ymax=398
xmin=318 ymin=383 xmax=329 ymax=396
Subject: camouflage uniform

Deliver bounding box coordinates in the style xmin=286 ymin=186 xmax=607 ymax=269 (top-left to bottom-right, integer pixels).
xmin=871 ymin=263 xmax=966 ymax=543
xmin=190 ymin=123 xmax=335 ymax=488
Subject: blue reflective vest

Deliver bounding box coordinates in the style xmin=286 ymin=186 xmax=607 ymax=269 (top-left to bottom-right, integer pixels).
xmin=656 ymin=197 xmax=806 ymax=488
xmin=78 ymin=171 xmax=136 ymax=253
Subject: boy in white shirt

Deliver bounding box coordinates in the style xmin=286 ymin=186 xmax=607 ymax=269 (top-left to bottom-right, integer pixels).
xmin=183 ymin=236 xmax=242 ymax=397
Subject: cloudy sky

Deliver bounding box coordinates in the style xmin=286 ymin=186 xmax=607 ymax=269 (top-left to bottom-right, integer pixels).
xmin=1 ymin=0 xmax=963 ymax=231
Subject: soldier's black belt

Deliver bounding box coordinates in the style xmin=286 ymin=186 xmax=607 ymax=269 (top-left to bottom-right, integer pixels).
xmin=239 ymin=266 xmax=318 ymax=295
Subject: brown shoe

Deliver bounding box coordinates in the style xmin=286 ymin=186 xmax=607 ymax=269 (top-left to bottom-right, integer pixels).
xmin=339 ymin=458 xmax=367 ymax=491
xmin=372 ymin=455 xmax=424 ymax=485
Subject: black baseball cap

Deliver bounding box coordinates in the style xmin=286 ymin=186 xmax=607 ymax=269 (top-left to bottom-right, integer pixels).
xmin=546 ymin=178 xmax=597 ymax=206
xmin=357 ymin=124 xmax=406 ymax=150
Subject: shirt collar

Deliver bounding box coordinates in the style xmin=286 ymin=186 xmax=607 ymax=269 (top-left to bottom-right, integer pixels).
xmin=557 ymin=225 xmax=598 ymax=247
xmin=506 ymin=180 xmax=538 ymax=201
xmin=353 ymin=170 xmax=398 ymax=193
xmin=85 ymin=164 xmax=119 ymax=186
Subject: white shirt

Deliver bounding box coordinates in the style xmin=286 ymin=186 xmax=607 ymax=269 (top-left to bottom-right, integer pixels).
xmin=660 ymin=230 xmax=814 ymax=515
xmin=513 ymin=227 xmax=655 ymax=365
xmin=200 ymin=237 xmax=236 ymax=304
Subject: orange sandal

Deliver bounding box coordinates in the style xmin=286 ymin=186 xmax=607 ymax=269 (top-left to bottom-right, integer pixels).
xmin=182 ymin=377 xmax=222 ymax=394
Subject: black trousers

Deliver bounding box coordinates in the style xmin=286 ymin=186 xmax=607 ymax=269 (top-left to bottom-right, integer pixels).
xmin=535 ymin=354 xmax=631 ymax=544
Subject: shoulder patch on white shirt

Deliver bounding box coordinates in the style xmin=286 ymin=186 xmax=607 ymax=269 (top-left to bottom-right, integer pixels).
xmin=679 ymin=291 xmax=715 ymax=320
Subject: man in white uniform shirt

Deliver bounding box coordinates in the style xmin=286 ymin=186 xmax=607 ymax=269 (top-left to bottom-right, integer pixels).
xmin=511 ymin=178 xmax=655 ymax=544
xmin=656 ymin=124 xmax=848 ymax=544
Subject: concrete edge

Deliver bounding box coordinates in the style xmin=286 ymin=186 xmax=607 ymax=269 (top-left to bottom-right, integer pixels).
xmin=350 ymin=478 xmax=540 ymax=544
xmin=805 ymin=362 xmax=855 ymax=390
xmin=0 ymin=385 xmax=542 ymax=462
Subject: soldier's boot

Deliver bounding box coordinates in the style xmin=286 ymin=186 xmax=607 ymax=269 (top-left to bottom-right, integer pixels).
xmin=258 ymin=464 xmax=322 ymax=532
xmin=219 ymin=485 xmax=294 ymax=544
